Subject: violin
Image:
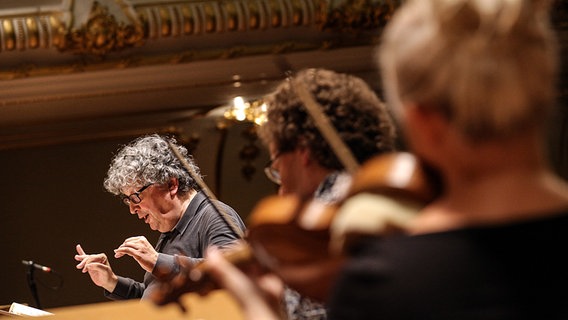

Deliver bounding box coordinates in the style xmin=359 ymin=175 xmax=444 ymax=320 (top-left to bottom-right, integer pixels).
xmin=244 ymin=152 xmax=440 ymax=301
xmin=149 ymin=152 xmax=441 ymax=309
xmin=329 ymin=152 xmax=441 ymax=254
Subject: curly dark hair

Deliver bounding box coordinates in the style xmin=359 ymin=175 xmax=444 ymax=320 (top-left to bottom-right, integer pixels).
xmin=257 ymin=68 xmax=397 ymax=170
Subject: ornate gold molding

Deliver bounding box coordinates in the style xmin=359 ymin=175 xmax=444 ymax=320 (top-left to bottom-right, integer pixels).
xmin=0 ymin=0 xmax=396 ymax=57
xmin=0 ymin=0 xmax=397 ymax=81
xmin=62 ymin=1 xmax=145 ymax=56
xmin=0 ymin=14 xmax=66 ymax=52
xmin=1 ymin=0 xmax=563 ymax=84
xmin=0 ymin=0 xmax=567 ymax=58
xmin=135 ymin=0 xmax=322 ymax=37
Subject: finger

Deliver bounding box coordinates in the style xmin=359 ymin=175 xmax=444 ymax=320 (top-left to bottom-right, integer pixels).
xmin=76 ymin=255 xmax=95 ymax=269
xmin=114 ymin=247 xmax=136 ymax=259
xmin=114 ymin=244 xmax=139 ymax=257
xmin=121 ymin=236 xmax=147 ymax=246
xmin=76 ymin=259 xmax=86 ymax=269
xmin=76 ymin=254 xmax=90 ymax=268
xmin=115 ymin=238 xmax=143 ymax=251
xmin=76 ymin=253 xmax=107 ymax=268
xmin=83 ymin=262 xmax=107 ymax=274
xmin=257 ymin=274 xmax=285 ymax=301
xmin=76 ymin=244 xmax=86 ymax=255
xmin=82 ymin=263 xmax=92 ymax=273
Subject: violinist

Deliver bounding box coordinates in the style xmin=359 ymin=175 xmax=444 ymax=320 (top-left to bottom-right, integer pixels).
xmin=255 ymin=68 xmax=398 ymax=319
xmin=206 ymin=0 xmax=568 ymax=319
xmin=74 ymin=134 xmax=246 ymax=300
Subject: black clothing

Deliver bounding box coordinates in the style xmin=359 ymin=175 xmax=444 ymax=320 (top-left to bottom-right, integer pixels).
xmin=329 ymin=212 xmax=568 ymax=319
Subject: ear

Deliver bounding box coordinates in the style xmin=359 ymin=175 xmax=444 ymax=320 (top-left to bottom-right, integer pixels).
xmin=167 ymin=178 xmax=179 ymax=196
xmin=297 ymin=146 xmax=313 ymax=166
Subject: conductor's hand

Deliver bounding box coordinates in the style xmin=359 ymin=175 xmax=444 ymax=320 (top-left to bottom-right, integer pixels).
xmin=75 ymin=244 xmax=118 ymax=293
xmin=114 ymin=236 xmax=158 ymax=273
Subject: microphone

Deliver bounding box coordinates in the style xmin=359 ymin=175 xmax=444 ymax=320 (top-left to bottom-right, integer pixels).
xmin=22 ymin=260 xmax=53 ymax=273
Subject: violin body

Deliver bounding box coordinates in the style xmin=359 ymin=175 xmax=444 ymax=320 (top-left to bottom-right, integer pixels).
xmin=246 ymin=195 xmax=344 ymax=302
xmin=249 ymin=152 xmax=441 ymax=301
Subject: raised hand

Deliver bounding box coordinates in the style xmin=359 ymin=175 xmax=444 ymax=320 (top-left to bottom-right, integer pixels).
xmin=114 ymin=236 xmax=158 ymax=273
xmin=74 ymin=244 xmax=118 ymax=292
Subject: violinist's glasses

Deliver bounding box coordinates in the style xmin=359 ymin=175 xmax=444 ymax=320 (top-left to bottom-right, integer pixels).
xmin=264 ymin=153 xmax=282 ymax=185
xmin=121 ymin=183 xmax=153 ymax=206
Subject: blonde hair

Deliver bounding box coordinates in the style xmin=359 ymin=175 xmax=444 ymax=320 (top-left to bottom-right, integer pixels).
xmin=379 ymin=0 xmax=558 ymax=141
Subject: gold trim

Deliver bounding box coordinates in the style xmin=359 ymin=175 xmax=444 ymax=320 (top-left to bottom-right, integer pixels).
xmin=0 ymin=0 xmax=565 ymax=59
xmin=26 ymin=17 xmax=39 ymax=49
xmin=0 ymin=0 xmax=395 ymax=56
xmin=0 ymin=0 xmax=397 ymax=81
xmin=2 ymin=19 xmax=16 ymax=51
xmin=61 ymin=1 xmax=145 ymax=56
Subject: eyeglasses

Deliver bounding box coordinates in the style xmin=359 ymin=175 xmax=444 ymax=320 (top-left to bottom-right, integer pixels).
xmin=264 ymin=153 xmax=282 ymax=185
xmin=121 ymin=183 xmax=153 ymax=206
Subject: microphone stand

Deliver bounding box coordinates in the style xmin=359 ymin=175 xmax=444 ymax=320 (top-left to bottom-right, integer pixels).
xmin=25 ymin=261 xmax=41 ymax=309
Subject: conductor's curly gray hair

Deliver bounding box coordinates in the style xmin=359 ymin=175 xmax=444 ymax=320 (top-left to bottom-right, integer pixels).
xmin=103 ymin=134 xmax=201 ymax=196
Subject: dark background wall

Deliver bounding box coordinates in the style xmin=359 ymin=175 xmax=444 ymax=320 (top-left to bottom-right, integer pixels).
xmin=0 ymin=118 xmax=276 ymax=309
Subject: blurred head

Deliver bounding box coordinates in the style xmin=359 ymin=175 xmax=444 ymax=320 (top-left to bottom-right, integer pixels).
xmin=379 ymin=0 xmax=558 ymax=142
xmin=258 ymin=68 xmax=397 ymax=171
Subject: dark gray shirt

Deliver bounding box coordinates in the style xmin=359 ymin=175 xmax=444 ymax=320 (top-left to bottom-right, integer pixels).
xmin=105 ymin=191 xmax=246 ymax=300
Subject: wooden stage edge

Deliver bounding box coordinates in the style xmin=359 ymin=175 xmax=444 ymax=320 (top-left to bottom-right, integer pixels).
xmin=20 ymin=290 xmax=243 ymax=320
